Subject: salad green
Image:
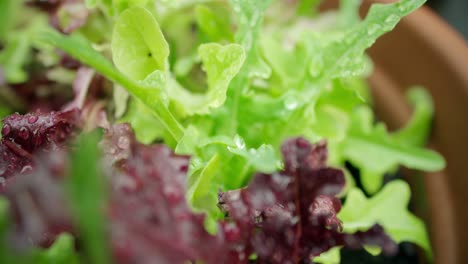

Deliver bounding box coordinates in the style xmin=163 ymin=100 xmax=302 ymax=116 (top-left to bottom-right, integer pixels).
xmin=0 ymin=0 xmax=446 ymax=263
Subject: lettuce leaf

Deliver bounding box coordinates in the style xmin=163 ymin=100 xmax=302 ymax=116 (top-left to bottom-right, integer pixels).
xmin=338 ymin=180 xmax=432 ymax=259
xmin=342 ymin=89 xmax=444 ymax=193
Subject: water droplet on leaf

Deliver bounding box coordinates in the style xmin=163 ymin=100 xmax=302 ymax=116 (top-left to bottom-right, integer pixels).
xmin=19 ymin=127 xmax=30 ymax=140
xmin=367 ymin=24 xmax=381 ymax=35
xmin=118 ymin=136 xmax=130 ymax=149
xmin=27 ymin=115 xmax=38 ymax=124
xmin=234 ymin=135 xmax=245 ymax=149
xmin=2 ymin=124 xmax=11 ymax=136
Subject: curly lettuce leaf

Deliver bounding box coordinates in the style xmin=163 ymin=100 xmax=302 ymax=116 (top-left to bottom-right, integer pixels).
xmin=113 ymin=6 xmax=245 ymax=117
xmin=177 ymin=125 xmax=281 ymax=217
xmin=168 ymin=43 xmax=245 ymax=116
xmin=338 ymin=180 xmax=432 ymax=259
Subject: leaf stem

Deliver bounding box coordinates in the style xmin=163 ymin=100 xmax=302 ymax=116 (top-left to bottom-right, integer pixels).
xmin=38 ymin=29 xmax=185 ymax=142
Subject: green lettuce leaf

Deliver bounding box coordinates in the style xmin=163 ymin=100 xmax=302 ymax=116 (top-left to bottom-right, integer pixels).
xmin=338 ymin=180 xmax=432 ymax=259
xmin=31 ymin=234 xmax=80 ymax=264
xmin=168 ymin=43 xmax=245 ymax=117
xmin=318 ymin=0 xmax=426 ymax=80
xmin=313 ymin=247 xmax=341 ymax=264
xmin=85 ymin=0 xmax=150 ymax=16
xmin=112 ymin=6 xmax=169 ymax=80
xmin=195 ymin=4 xmax=234 ymax=43
xmin=392 ymin=87 xmax=434 ymax=147
xmin=229 ymin=0 xmax=272 ymax=80
xmin=341 ymin=87 xmax=444 ymax=194
xmin=39 ymin=27 xmax=184 ymax=141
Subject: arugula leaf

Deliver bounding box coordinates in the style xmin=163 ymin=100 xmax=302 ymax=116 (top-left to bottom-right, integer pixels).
xmin=338 ymin=180 xmax=432 ymax=260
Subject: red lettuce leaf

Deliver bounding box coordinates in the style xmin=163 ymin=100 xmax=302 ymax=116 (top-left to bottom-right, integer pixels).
xmin=0 ymin=109 xmax=80 ymax=181
xmin=219 ymin=138 xmax=397 ymax=263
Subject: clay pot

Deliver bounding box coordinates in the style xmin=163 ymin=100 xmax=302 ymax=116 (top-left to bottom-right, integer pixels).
xmin=365 ymin=2 xmax=468 ymax=264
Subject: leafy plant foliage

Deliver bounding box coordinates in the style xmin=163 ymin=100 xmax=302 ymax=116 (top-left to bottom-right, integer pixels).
xmin=0 ymin=0 xmax=444 ymax=263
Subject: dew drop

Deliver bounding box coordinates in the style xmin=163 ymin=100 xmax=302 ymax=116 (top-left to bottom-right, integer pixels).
xmin=27 ymin=115 xmax=38 ymax=124
xmin=19 ymin=127 xmax=30 ymax=140
xmin=2 ymin=124 xmax=11 ymax=136
xmin=34 ymin=136 xmax=43 ymax=147
xmin=309 ymin=55 xmax=324 ymax=78
xmin=397 ymin=3 xmax=407 ymax=12
xmin=117 ymin=136 xmax=130 ymax=149
xmin=367 ymin=24 xmax=381 ymax=35
xmin=164 ymin=185 xmax=182 ymax=203
xmin=109 ymin=147 xmax=117 ymax=155
xmin=284 ymin=95 xmax=299 ymax=110
xmin=385 ymin=14 xmax=399 ymax=24
xmin=20 ymin=165 xmax=33 ymax=174
xmin=224 ymin=223 xmax=240 ymax=242
xmin=234 ymin=135 xmax=245 ymax=149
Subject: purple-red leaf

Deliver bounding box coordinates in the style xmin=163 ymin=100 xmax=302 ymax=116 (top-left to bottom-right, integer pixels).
xmin=0 ymin=109 xmax=80 ymax=181
xmin=219 ymin=138 xmax=397 ymax=263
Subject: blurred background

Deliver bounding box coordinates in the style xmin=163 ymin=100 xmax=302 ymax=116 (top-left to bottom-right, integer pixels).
xmin=428 ymin=0 xmax=468 ymax=39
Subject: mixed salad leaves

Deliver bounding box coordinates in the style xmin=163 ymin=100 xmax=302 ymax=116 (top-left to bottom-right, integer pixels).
xmin=0 ymin=0 xmax=445 ymax=263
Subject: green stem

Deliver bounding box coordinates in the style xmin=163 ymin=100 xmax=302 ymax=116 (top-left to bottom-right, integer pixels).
xmin=39 ymin=29 xmax=185 ymax=142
